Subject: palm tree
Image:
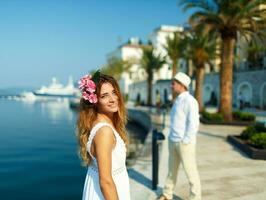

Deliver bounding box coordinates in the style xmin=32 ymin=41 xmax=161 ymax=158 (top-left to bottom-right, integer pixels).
xmin=141 ymin=47 xmax=165 ymax=105
xmin=164 ymin=31 xmax=185 ymax=98
xmin=101 ymin=56 xmax=133 ymax=80
xmin=246 ymin=41 xmax=266 ymax=68
xmin=183 ymin=30 xmax=218 ymax=111
xmin=180 ymin=0 xmax=266 ymax=121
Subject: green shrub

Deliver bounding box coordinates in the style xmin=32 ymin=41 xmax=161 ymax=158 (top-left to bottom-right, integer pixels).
xmin=254 ymin=124 xmax=266 ymax=133
xmin=241 ymin=125 xmax=257 ymax=140
xmin=240 ymin=113 xmax=255 ymax=121
xmin=233 ymin=110 xmax=255 ymax=122
xmin=250 ymin=133 xmax=266 ymax=149
xmin=201 ymin=110 xmax=210 ymax=119
xmin=202 ymin=110 xmax=223 ymax=122
xmin=241 ymin=125 xmax=266 ymax=140
xmin=233 ymin=110 xmax=242 ymax=120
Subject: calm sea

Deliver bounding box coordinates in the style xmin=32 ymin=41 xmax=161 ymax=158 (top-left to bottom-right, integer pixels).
xmin=0 ymin=99 xmax=145 ymax=200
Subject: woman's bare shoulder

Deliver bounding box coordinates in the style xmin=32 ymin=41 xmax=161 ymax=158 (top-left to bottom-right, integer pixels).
xmin=94 ymin=125 xmax=115 ymax=147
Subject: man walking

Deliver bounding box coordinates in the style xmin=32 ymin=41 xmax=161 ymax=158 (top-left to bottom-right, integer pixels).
xmin=158 ymin=72 xmax=201 ymax=200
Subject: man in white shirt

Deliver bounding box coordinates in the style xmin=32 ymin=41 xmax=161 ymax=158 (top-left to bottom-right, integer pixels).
xmin=158 ymin=72 xmax=201 ymax=200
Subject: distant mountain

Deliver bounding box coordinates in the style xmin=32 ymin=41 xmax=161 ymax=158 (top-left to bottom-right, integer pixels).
xmin=0 ymin=87 xmax=37 ymax=96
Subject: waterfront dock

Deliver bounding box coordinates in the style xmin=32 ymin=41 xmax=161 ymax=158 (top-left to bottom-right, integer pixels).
xmin=129 ymin=108 xmax=266 ymax=200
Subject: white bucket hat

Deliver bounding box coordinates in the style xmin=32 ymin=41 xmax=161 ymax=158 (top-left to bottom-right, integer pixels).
xmin=174 ymin=72 xmax=191 ymax=89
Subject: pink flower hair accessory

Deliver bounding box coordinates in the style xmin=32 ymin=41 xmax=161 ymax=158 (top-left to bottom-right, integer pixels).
xmin=78 ymin=70 xmax=100 ymax=104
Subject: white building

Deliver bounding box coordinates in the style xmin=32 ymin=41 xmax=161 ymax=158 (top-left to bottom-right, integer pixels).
xmin=110 ymin=25 xmax=187 ymax=104
xmin=148 ymin=25 xmax=186 ymax=80
xmin=107 ymin=37 xmax=145 ymax=96
xmin=131 ymin=25 xmax=188 ymax=105
xmin=108 ymin=23 xmax=266 ymax=109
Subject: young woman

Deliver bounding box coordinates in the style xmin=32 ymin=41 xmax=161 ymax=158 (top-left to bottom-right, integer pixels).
xmin=76 ymin=71 xmax=130 ymax=200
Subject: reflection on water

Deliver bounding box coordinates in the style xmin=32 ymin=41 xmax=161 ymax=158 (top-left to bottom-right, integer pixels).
xmin=21 ymin=99 xmax=74 ymax=124
xmin=0 ymin=99 xmax=146 ymax=200
xmin=0 ymin=99 xmax=83 ymax=200
xmin=40 ymin=100 xmax=74 ymax=123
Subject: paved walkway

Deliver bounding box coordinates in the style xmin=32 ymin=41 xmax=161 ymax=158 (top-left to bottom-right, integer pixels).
xmin=129 ymin=112 xmax=266 ymax=200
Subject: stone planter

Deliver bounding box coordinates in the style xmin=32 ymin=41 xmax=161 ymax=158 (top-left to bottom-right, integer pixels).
xmin=227 ymin=135 xmax=266 ymax=160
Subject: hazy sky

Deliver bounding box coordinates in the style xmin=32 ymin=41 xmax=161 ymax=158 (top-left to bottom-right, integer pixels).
xmin=0 ymin=0 xmax=191 ymax=88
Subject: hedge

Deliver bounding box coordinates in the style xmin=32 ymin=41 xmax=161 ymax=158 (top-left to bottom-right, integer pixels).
xmin=202 ymin=110 xmax=256 ymax=122
xmin=233 ymin=111 xmax=255 ymax=122
xmin=201 ymin=110 xmax=223 ymax=122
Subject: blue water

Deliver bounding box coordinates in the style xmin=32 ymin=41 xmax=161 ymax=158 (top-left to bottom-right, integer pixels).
xmin=0 ymin=99 xmax=144 ymax=200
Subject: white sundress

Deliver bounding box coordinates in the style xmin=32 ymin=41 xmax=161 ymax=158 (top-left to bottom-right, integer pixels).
xmin=82 ymin=122 xmax=130 ymax=200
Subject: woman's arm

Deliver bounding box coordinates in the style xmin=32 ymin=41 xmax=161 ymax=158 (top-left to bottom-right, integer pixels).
xmin=93 ymin=126 xmax=119 ymax=200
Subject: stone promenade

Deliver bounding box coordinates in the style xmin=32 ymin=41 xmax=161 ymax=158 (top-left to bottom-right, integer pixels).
xmin=129 ymin=112 xmax=266 ymax=200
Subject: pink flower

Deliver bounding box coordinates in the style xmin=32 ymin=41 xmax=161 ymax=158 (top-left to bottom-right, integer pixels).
xmin=88 ymin=93 xmax=98 ymax=104
xmin=82 ymin=91 xmax=98 ymax=103
xmin=82 ymin=91 xmax=90 ymax=101
xmin=79 ymin=74 xmax=98 ymax=104
xmin=78 ymin=75 xmax=96 ymax=93
xmin=85 ymin=80 xmax=96 ymax=93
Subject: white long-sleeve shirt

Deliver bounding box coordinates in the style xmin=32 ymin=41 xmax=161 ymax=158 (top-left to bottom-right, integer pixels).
xmin=169 ymin=91 xmax=199 ymax=144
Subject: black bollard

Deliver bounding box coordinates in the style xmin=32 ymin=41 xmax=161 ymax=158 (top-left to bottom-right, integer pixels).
xmin=162 ymin=108 xmax=166 ymax=129
xmin=152 ymin=129 xmax=165 ymax=190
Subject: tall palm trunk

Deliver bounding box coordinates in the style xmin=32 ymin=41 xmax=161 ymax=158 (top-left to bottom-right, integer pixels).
xmin=147 ymin=73 xmax=153 ymax=106
xmin=172 ymin=60 xmax=178 ymax=77
xmin=195 ymin=66 xmax=205 ymax=112
xmin=220 ymin=37 xmax=235 ymax=121
xmin=172 ymin=61 xmax=178 ymax=100
xmin=187 ymin=59 xmax=193 ymax=77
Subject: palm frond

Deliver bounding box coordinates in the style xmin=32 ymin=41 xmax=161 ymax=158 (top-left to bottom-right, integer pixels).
xmin=163 ymin=31 xmax=184 ymax=62
xmin=141 ymin=47 xmax=165 ymax=73
xmin=182 ymin=28 xmax=219 ymax=71
xmin=101 ymin=56 xmax=134 ymax=80
xmin=179 ymin=0 xmax=217 ymax=12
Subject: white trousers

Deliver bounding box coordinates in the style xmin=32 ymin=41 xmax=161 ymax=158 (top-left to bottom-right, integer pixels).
xmin=162 ymin=139 xmax=201 ymax=200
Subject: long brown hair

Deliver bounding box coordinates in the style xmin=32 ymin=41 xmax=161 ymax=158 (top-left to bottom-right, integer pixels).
xmin=76 ymin=73 xmax=127 ymax=166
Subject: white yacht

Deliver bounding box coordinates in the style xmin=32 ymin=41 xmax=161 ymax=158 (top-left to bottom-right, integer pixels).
xmin=33 ymin=77 xmax=80 ymax=98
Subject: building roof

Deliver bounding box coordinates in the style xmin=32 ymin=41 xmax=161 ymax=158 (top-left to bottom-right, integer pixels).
xmin=153 ymin=25 xmax=183 ymax=33
xmin=119 ymin=43 xmax=151 ymax=49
